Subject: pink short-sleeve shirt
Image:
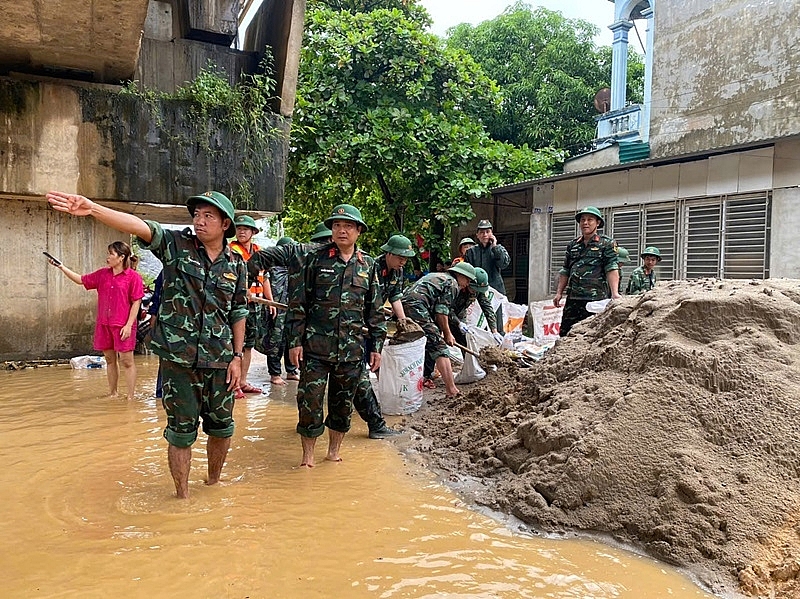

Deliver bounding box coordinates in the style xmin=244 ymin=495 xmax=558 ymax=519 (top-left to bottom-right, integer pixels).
xmin=81 ymin=267 xmax=145 ymax=326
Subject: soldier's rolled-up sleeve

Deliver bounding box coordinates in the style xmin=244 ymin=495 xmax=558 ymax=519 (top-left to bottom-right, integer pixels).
xmin=559 ymin=247 xmax=572 ymax=277
xmin=136 ymin=220 xmax=166 ymax=254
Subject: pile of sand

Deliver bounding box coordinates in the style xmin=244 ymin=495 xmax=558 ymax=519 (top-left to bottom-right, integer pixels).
xmin=407 ymin=279 xmax=800 ymax=598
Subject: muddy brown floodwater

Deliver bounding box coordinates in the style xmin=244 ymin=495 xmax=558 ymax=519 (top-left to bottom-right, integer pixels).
xmin=1 ymin=354 xmax=715 ymax=598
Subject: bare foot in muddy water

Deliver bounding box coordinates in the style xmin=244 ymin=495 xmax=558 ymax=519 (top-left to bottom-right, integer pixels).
xmin=270 ymin=375 xmax=286 ymax=386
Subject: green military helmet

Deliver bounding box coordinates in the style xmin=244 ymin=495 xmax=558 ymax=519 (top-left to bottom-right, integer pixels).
xmin=309 ymin=222 xmax=332 ymax=242
xmin=324 ymin=204 xmax=368 ymax=232
xmin=234 ymin=214 xmax=260 ymax=233
xmin=616 ymin=246 xmax=630 ymax=264
xmin=575 ymin=206 xmax=604 ymax=228
xmin=186 ymin=191 xmax=236 ymax=238
xmin=641 ymin=246 xmax=662 ymax=262
xmin=458 ymin=237 xmax=476 ymax=247
xmin=470 ymin=267 xmax=489 ymax=293
xmin=448 ymin=261 xmax=477 ymax=281
xmin=276 ymin=236 xmax=294 ymax=246
xmin=380 ymin=234 xmax=415 ymax=257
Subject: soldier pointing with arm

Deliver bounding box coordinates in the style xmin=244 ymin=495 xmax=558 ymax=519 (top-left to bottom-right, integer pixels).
xmin=47 ymin=190 xmax=247 ymax=499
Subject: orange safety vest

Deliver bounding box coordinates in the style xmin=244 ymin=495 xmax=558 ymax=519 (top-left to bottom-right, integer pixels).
xmin=230 ymin=241 xmax=264 ymax=296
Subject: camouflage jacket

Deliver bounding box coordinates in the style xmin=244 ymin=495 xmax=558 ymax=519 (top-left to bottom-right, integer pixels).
xmin=247 ymin=242 xmax=322 ymax=287
xmin=449 ymin=287 xmax=497 ymax=330
xmin=138 ymin=222 xmax=248 ymax=369
xmin=465 ymin=242 xmax=510 ymax=293
xmin=559 ymin=233 xmax=619 ymax=301
xmin=269 ymin=265 xmax=289 ymax=304
xmin=401 ymin=272 xmax=460 ymax=322
xmin=626 ymin=266 xmax=657 ymax=295
xmin=376 ymin=254 xmax=404 ymax=305
xmin=286 ymin=243 xmax=386 ymax=363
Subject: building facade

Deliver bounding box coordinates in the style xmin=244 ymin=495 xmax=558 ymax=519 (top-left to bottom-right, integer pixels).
xmin=470 ymin=0 xmax=800 ymax=303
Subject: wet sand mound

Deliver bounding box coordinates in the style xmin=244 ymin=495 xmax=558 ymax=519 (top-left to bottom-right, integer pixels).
xmin=408 ymin=279 xmax=800 ymax=598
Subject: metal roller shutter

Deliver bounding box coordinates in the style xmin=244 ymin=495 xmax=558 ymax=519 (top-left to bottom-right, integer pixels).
xmin=549 ymin=213 xmax=578 ymax=294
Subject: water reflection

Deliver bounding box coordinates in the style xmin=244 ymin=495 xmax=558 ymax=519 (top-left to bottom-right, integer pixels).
xmin=0 ymin=356 xmax=715 ymax=598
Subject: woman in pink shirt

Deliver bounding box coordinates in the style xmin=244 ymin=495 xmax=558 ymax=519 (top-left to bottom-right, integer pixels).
xmin=53 ymin=241 xmax=144 ymax=398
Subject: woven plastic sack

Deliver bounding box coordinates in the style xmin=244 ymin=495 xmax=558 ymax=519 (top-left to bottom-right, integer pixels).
xmin=374 ymin=336 xmax=426 ymax=415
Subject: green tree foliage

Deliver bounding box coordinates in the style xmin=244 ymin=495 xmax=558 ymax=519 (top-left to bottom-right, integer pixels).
xmin=286 ymin=4 xmax=562 ymax=256
xmin=446 ymin=2 xmax=645 ymax=155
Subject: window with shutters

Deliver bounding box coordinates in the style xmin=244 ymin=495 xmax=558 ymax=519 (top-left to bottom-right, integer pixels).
xmin=548 ymin=213 xmax=578 ymax=294
xmin=722 ymin=193 xmax=770 ymax=278
xmin=546 ymin=192 xmax=770 ymax=296
xmin=644 ymin=205 xmax=678 ymax=280
xmin=683 ymin=202 xmax=722 ymax=279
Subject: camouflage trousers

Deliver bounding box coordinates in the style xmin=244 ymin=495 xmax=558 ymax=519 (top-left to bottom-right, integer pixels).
xmin=559 ymin=298 xmax=591 ymax=337
xmin=160 ymin=359 xmax=235 ymax=448
xmin=353 ymin=364 xmax=387 ymax=432
xmin=244 ymin=304 xmax=265 ymax=349
xmin=296 ymin=357 xmax=361 ymax=438
xmin=261 ymin=309 xmax=298 ymax=377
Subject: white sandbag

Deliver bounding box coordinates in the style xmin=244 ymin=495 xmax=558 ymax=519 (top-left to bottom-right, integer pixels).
xmin=454 ymin=330 xmax=486 ymax=384
xmin=69 ymin=355 xmax=107 ymax=369
xmin=374 ymin=336 xmax=426 ymax=415
xmin=530 ymin=299 xmax=564 ymax=345
xmin=502 ymin=300 xmax=529 ymax=333
xmin=469 ymin=326 xmax=497 ymax=351
xmin=464 ymin=287 xmax=505 ymax=330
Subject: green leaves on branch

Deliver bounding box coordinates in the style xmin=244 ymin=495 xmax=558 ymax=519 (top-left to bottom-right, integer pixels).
xmin=446 ymin=1 xmax=645 ymax=155
xmin=287 ymin=4 xmax=562 ymax=258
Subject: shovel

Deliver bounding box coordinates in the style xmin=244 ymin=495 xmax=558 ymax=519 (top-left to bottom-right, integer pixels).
xmin=249 ymin=296 xmax=424 ymax=343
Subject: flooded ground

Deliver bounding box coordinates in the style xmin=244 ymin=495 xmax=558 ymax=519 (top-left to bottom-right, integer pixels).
xmin=1 ymin=355 xmax=716 ymax=598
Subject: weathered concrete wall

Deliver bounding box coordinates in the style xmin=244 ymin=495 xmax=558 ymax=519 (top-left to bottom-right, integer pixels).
xmin=0 ymin=77 xmax=287 ymax=212
xmin=650 ymin=0 xmax=800 ymax=158
xmin=0 ymin=76 xmax=288 ymax=359
xmin=0 ymin=198 xmax=118 ymax=359
xmin=0 ymin=1 xmax=150 ymax=83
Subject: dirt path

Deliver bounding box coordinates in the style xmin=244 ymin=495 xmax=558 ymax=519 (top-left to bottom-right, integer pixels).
xmin=405 ymin=279 xmax=800 ymax=598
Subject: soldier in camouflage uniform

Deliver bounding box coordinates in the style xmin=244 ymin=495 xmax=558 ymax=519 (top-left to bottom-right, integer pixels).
xmin=449 ymin=267 xmax=503 ymax=346
xmin=401 ymin=262 xmax=477 ymax=398
xmin=627 ymin=246 xmax=661 ymax=294
xmin=249 ymin=224 xmax=332 ymax=384
xmin=230 ymin=214 xmax=267 ymax=396
xmin=353 ymin=234 xmax=416 ymax=439
xmin=287 ymin=205 xmax=386 ymax=467
xmin=48 ymin=189 xmax=247 ymax=499
xmin=260 ymin=236 xmax=298 ymax=386
xmin=553 ymin=206 xmax=620 ymax=337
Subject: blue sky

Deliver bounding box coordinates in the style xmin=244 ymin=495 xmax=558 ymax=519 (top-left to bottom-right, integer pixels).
xmin=418 ymin=0 xmax=627 ymax=49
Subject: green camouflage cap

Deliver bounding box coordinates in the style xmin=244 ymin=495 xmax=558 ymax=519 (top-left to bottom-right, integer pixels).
xmin=641 ymin=246 xmax=662 ymax=261
xmin=277 ymin=236 xmax=294 ymax=246
xmin=470 ymin=266 xmax=489 ymax=293
xmin=324 ymin=204 xmax=368 ymax=232
xmin=476 ymin=219 xmax=493 ymax=230
xmin=309 ymin=222 xmax=332 ymax=241
xmin=616 ymin=246 xmax=630 ymax=263
xmin=448 ymin=261 xmax=477 ymax=281
xmin=186 ymin=191 xmax=236 ymax=238
xmin=233 ymin=214 xmax=260 ymax=233
xmin=575 ymin=206 xmax=604 ymax=228
xmin=458 ymin=237 xmax=476 ymax=247
xmin=380 ymin=234 xmax=415 ymax=257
